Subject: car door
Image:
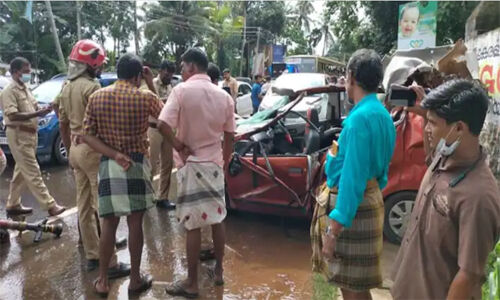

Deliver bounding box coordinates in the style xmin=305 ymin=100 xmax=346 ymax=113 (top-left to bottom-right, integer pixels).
xmin=226 ymin=151 xmax=320 ymax=216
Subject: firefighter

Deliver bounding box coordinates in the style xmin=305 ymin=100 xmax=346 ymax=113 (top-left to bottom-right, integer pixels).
xmin=57 ymin=40 xmax=130 ymax=276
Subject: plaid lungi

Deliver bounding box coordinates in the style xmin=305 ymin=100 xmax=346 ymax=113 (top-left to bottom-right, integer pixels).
xmin=176 ymin=161 xmax=227 ymax=231
xmin=311 ymin=179 xmax=384 ymax=291
xmin=98 ymin=153 xmax=155 ymax=217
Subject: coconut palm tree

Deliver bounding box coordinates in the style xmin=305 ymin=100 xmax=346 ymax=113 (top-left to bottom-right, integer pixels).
xmin=143 ymin=1 xmax=214 ymax=65
xmin=287 ymin=0 xmax=315 ymax=34
xmin=320 ymin=14 xmax=335 ymax=56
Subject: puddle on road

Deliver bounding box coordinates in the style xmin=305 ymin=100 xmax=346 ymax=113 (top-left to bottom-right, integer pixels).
xmin=0 ymin=164 xmax=315 ymax=299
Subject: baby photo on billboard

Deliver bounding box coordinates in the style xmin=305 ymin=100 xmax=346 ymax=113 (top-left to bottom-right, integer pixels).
xmin=397 ymin=1 xmax=437 ymax=50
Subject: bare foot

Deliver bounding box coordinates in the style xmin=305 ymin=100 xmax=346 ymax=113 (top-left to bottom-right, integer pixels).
xmin=93 ymin=277 xmax=109 ymax=295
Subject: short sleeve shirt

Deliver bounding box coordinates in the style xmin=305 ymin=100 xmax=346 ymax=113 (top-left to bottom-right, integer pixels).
xmin=83 ymin=80 xmax=163 ymax=155
xmin=158 ymin=74 xmax=235 ymax=168
xmin=58 ymin=75 xmax=101 ymax=133
xmin=0 ymin=80 xmax=38 ymax=129
xmin=153 ymin=76 xmax=173 ymax=102
xmin=251 ymin=83 xmax=262 ymax=108
xmin=223 ymin=77 xmax=238 ymax=100
xmin=391 ymin=149 xmax=500 ymax=299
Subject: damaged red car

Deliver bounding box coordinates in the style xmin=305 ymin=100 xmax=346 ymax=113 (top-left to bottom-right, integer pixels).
xmin=225 ymin=84 xmax=427 ymax=244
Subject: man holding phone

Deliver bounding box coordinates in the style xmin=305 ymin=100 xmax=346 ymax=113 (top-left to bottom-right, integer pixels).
xmin=0 ymin=57 xmax=65 ymax=216
xmin=391 ymin=80 xmax=500 ymax=299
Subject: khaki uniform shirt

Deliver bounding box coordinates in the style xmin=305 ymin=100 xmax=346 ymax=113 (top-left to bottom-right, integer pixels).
xmin=52 ymin=80 xmax=69 ymax=109
xmin=0 ymin=80 xmax=38 ymax=129
xmin=58 ymin=75 xmax=101 ymax=134
xmin=153 ymin=76 xmax=172 ymax=103
xmin=223 ymin=77 xmax=238 ymax=101
xmin=391 ymin=149 xmax=500 ymax=299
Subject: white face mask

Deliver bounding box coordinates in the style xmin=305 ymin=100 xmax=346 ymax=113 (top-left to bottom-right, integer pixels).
xmin=436 ymin=125 xmax=461 ymax=156
xmin=21 ymin=73 xmax=31 ymax=83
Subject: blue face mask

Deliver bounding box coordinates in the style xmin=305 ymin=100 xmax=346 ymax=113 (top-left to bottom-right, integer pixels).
xmin=436 ymin=125 xmax=461 ymax=157
xmin=21 ymin=73 xmax=31 ymax=83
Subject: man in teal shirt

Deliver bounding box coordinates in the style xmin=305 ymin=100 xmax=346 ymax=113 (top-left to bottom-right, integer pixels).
xmin=321 ymin=49 xmax=396 ymax=298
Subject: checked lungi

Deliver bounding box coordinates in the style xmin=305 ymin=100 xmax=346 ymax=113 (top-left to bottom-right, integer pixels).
xmin=176 ymin=160 xmax=227 ymax=231
xmin=311 ymin=179 xmax=384 ymax=291
xmin=97 ymin=153 xmax=155 ymax=217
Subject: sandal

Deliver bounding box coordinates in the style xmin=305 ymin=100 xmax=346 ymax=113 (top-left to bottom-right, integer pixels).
xmin=207 ymin=268 xmax=224 ymax=286
xmin=165 ymin=281 xmax=199 ymax=299
xmin=199 ymin=249 xmax=216 ymax=261
xmin=93 ymin=278 xmax=109 ymax=298
xmin=128 ymin=274 xmax=153 ymax=296
xmin=107 ymin=262 xmax=131 ymax=279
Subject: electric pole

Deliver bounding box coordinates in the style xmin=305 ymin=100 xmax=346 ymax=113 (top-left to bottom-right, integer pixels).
xmin=76 ymin=0 xmax=81 ymax=40
xmin=134 ymin=1 xmax=139 ymax=55
xmin=45 ymin=0 xmax=66 ymax=71
xmin=256 ymin=27 xmax=261 ymax=55
xmin=240 ymin=1 xmax=247 ymax=77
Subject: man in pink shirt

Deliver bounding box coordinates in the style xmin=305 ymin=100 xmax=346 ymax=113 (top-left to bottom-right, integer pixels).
xmin=158 ymin=48 xmax=235 ymax=298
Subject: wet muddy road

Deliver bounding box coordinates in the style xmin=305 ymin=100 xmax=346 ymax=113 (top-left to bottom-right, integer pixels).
xmin=0 ymin=163 xmax=398 ymax=299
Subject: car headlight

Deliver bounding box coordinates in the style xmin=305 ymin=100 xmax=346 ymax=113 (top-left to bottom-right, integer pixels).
xmin=38 ymin=112 xmax=55 ymax=128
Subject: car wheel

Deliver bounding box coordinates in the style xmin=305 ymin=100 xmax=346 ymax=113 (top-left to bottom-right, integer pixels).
xmin=383 ymin=191 xmax=417 ymax=244
xmin=53 ymin=135 xmax=68 ymax=164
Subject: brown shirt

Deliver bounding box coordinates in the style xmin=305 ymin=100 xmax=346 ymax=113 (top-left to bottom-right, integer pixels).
xmin=83 ymin=80 xmax=163 ymax=156
xmin=58 ymin=75 xmax=101 ymax=134
xmin=223 ymin=76 xmax=238 ymax=101
xmin=0 ymin=80 xmax=38 ymax=129
xmin=391 ymin=148 xmax=500 ymax=299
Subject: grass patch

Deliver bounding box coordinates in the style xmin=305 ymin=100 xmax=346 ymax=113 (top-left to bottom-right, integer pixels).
xmin=313 ymin=273 xmax=337 ymax=300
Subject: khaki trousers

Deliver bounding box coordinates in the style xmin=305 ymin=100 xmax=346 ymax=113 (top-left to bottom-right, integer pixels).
xmin=6 ymin=127 xmax=55 ymax=210
xmin=148 ymin=127 xmax=173 ymax=200
xmin=69 ymin=142 xmax=117 ymax=264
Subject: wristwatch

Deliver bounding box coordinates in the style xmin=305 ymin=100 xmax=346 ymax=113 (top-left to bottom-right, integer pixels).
xmin=325 ymin=226 xmax=339 ymax=239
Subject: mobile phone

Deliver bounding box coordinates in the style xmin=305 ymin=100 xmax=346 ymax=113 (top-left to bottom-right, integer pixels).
xmin=388 ymin=84 xmax=417 ymax=107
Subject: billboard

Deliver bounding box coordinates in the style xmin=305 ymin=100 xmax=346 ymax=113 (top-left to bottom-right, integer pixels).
xmin=467 ymin=29 xmax=500 ymax=184
xmin=397 ymin=1 xmax=437 ymax=50
xmin=272 ymin=45 xmax=286 ymax=63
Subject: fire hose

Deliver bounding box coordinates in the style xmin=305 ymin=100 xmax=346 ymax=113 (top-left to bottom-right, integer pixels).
xmin=0 ymin=218 xmax=63 ymax=244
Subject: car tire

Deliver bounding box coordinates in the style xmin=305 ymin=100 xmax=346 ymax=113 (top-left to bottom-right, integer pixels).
xmin=383 ymin=191 xmax=417 ymax=244
xmin=53 ymin=135 xmax=68 ymax=164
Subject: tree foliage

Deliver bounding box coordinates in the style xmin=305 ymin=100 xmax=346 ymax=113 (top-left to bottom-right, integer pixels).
xmin=323 ymin=1 xmax=480 ymax=60
xmin=0 ymin=1 xmax=484 ymax=79
xmin=0 ymin=1 xmax=136 ymax=78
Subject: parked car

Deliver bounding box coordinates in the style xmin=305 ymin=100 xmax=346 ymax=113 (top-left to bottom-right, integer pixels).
xmin=236 ymin=77 xmax=252 ymax=85
xmin=0 ymin=75 xmax=10 ymax=91
xmin=258 ymin=73 xmax=329 ymax=111
xmin=218 ymin=80 xmax=253 ymax=117
xmin=0 ymin=73 xmax=118 ymax=164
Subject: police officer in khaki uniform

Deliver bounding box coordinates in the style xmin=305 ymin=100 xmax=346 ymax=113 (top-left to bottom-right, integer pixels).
xmin=149 ymin=60 xmax=176 ymax=210
xmin=58 ymin=40 xmax=131 ymax=276
xmin=1 ymin=57 xmax=65 ymax=217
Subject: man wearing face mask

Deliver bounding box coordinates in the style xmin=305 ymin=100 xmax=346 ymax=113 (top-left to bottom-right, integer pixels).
xmin=0 ymin=57 xmax=65 ymax=217
xmin=149 ymin=60 xmax=176 ymax=210
xmin=58 ymin=40 xmax=131 ymax=276
xmin=82 ymin=53 xmax=162 ymax=296
xmin=391 ymin=79 xmax=500 ymax=299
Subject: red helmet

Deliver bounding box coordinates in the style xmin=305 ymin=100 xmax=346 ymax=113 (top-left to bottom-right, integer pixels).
xmin=69 ymin=39 xmax=107 ymax=68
